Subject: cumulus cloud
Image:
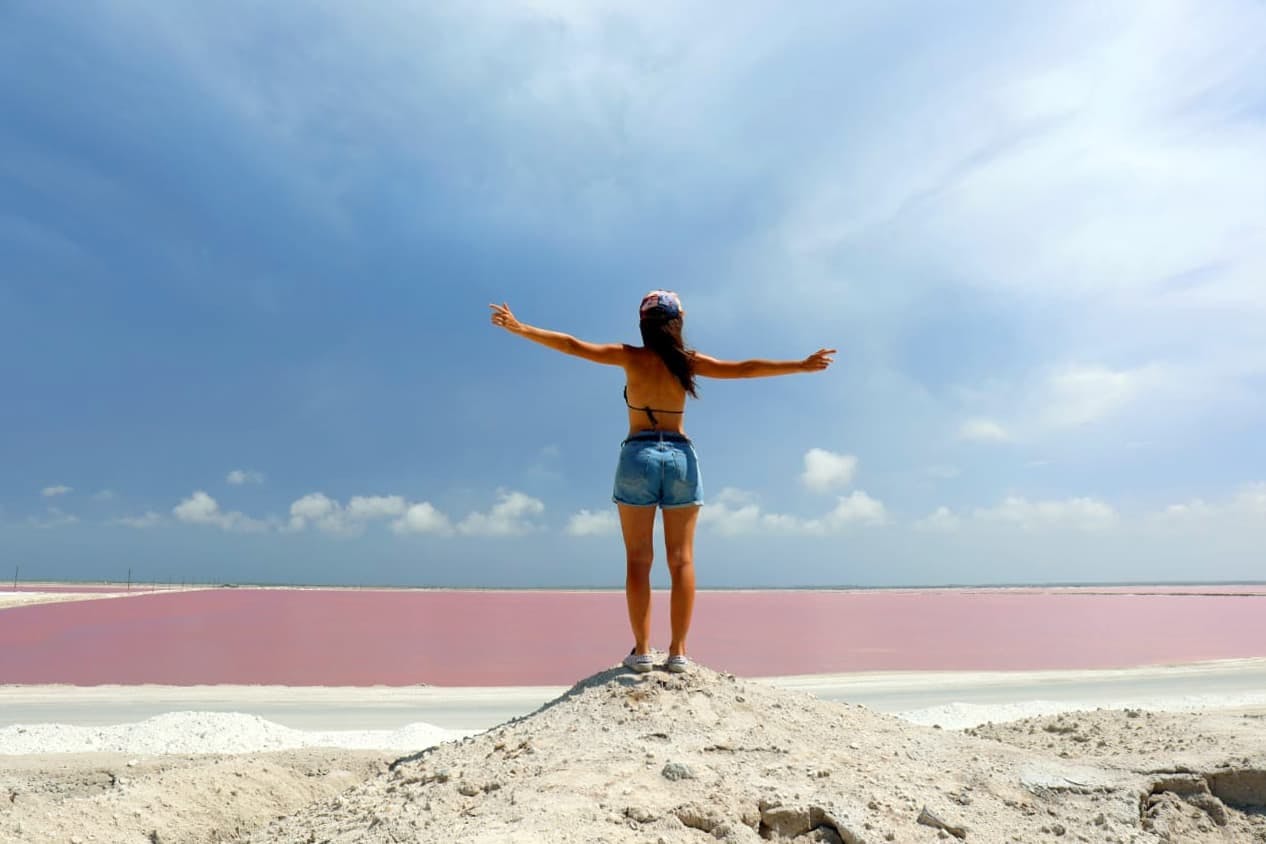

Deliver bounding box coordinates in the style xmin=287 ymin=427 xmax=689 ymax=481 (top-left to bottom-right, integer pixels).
xmin=226 ymin=469 xmax=265 ymax=485
xmin=286 ymin=493 xmax=414 ymax=536
xmin=457 ymin=490 xmax=546 ymax=536
xmin=800 ymin=449 xmax=858 ymax=492
xmin=347 ymin=495 xmax=407 ymax=520
xmin=701 ymin=487 xmax=886 ymax=536
xmin=566 ymin=508 xmax=619 ymax=537
xmin=173 ymin=491 xmax=272 ymax=533
xmin=111 ymin=511 xmax=163 ymax=529
xmin=392 ymin=502 xmax=454 ymax=536
xmin=958 ymin=419 xmax=1010 ymax=443
xmin=915 ymin=506 xmax=961 ymax=533
xmin=41 ymin=485 xmax=72 ymax=497
xmin=972 ymin=496 xmax=1117 ymax=530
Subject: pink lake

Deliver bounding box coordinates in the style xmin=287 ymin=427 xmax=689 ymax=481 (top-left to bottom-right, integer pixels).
xmin=1 ymin=586 xmax=1264 ymax=686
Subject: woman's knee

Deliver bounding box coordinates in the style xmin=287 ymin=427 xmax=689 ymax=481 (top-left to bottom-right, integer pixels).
xmin=665 ymin=545 xmax=693 ymax=572
xmin=625 ymin=547 xmax=654 ymax=573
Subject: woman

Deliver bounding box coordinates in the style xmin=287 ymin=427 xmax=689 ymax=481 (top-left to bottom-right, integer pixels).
xmin=489 ymin=291 xmax=835 ymax=673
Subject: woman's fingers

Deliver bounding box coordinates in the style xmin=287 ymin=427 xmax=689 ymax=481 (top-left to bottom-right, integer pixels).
xmin=806 ymin=348 xmax=837 ymax=370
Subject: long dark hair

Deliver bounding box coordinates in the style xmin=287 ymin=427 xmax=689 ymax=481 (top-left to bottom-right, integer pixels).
xmin=640 ymin=315 xmax=698 ymax=398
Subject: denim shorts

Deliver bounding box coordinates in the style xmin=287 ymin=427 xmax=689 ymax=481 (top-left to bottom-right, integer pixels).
xmin=612 ymin=432 xmax=704 ymax=509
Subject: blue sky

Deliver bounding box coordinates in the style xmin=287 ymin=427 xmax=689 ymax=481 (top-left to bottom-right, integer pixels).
xmin=2 ymin=1 xmax=1264 ymax=587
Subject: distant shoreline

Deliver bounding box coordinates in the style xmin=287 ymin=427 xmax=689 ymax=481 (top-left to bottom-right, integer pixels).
xmin=8 ymin=579 xmax=1266 ymax=593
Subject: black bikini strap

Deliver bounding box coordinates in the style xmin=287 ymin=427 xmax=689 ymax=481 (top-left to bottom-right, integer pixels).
xmin=624 ymin=386 xmax=684 ymax=429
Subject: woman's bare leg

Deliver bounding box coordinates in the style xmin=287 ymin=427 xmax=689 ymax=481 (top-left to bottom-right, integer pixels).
xmin=662 ymin=505 xmax=701 ymax=657
xmin=618 ymin=504 xmax=657 ymax=654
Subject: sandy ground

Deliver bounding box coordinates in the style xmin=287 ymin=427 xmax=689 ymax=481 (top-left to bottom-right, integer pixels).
xmin=0 ymin=592 xmax=135 ymax=610
xmin=2 ymin=660 xmax=1265 ymax=842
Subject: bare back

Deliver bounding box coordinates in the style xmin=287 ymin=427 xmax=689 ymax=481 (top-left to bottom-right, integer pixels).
xmin=622 ymin=345 xmax=689 ymax=437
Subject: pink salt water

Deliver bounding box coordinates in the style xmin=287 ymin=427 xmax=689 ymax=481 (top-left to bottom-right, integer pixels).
xmin=1 ymin=586 xmax=1263 ymax=686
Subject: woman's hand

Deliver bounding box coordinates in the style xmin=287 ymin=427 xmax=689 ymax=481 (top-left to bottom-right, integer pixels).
xmin=801 ymin=348 xmax=837 ymax=372
xmin=489 ymin=302 xmax=522 ymax=334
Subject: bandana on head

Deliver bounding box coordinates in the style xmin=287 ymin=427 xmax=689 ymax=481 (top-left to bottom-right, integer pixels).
xmin=639 ymin=290 xmax=682 ymax=319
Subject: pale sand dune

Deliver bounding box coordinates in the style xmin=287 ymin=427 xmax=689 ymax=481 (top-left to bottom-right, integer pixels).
xmin=2 ymin=662 xmax=1265 ymax=842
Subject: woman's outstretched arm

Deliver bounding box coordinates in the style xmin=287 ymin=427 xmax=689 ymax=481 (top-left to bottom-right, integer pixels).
xmin=693 ymin=348 xmax=836 ymax=379
xmin=489 ymin=302 xmax=629 ymax=366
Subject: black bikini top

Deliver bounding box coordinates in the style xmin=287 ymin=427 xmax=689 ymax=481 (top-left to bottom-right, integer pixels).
xmin=624 ymin=386 xmax=684 ymax=429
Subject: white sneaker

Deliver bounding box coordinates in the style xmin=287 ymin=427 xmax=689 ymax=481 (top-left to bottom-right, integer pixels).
xmin=622 ymin=649 xmax=654 ymax=673
xmin=666 ymin=655 xmax=691 ymax=673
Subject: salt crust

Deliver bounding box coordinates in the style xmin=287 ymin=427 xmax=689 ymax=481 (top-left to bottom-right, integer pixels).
xmin=0 ymin=712 xmax=477 ymax=755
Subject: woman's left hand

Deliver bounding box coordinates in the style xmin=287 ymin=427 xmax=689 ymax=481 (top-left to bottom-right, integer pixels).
xmin=489 ymin=302 xmax=522 ymax=333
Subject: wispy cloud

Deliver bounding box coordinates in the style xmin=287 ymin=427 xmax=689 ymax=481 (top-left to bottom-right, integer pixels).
xmin=972 ymin=496 xmax=1117 ymax=531
xmin=41 ymin=485 xmax=72 ymax=497
xmin=226 ymin=469 xmax=265 ymax=486
xmin=914 ymin=506 xmax=960 ymax=533
xmin=27 ymin=507 xmax=78 ymax=528
xmin=111 ymin=511 xmax=163 ymax=529
xmin=958 ymin=419 xmax=1010 ymax=443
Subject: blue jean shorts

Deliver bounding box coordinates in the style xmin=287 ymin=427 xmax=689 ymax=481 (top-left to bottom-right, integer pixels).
xmin=612 ymin=432 xmax=704 ymax=509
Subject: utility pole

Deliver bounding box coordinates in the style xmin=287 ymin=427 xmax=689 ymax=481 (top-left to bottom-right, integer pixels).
xmin=127 ymin=567 xmax=132 ymax=592
xmin=11 ymin=565 xmax=17 ymax=591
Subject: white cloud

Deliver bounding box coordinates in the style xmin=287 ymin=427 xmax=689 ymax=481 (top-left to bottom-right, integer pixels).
xmin=226 ymin=469 xmax=265 ymax=485
xmin=972 ymin=496 xmax=1117 ymax=530
xmin=800 ymin=448 xmax=858 ymax=492
xmin=41 ymin=485 xmax=72 ymax=497
xmin=701 ymin=486 xmax=886 ymax=535
xmin=92 ymin=489 xmax=117 ymax=501
xmin=392 ymin=502 xmax=454 ymax=536
xmin=173 ymin=491 xmax=271 ymax=533
xmin=825 ymin=491 xmax=888 ymax=526
xmin=1233 ymin=482 xmax=1266 ymax=514
xmin=457 ymin=490 xmax=546 ymax=536
xmin=958 ymin=418 xmax=1010 ymax=443
xmin=254 ymin=491 xmax=456 ymax=537
xmin=28 ymin=507 xmax=78 ymax=528
xmin=915 ymin=506 xmax=960 ymax=533
xmin=1154 ymin=483 xmax=1266 ymax=523
xmin=112 ymin=511 xmax=163 ymax=529
xmin=1037 ymin=365 xmax=1161 ymax=430
xmin=347 ymin=495 xmax=407 ymax=520
xmin=565 ymin=508 xmax=619 ymax=537
xmin=926 ymin=465 xmax=960 ymax=480
xmin=287 ymin=496 xmax=357 ymax=533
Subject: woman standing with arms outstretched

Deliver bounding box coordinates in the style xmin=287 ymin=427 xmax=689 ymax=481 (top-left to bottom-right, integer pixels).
xmin=490 ymin=291 xmax=835 ymax=673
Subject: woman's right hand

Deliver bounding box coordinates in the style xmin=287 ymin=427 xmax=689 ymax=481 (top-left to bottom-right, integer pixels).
xmin=801 ymin=348 xmax=837 ymax=372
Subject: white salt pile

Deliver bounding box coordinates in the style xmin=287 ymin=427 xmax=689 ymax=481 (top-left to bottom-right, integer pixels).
xmin=0 ymin=711 xmax=475 ymax=755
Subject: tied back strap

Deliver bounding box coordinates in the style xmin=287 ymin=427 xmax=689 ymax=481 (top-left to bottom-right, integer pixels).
xmin=624 ymin=386 xmax=684 ymax=430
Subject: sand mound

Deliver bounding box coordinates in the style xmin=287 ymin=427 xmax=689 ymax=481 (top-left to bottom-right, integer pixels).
xmin=242 ymin=664 xmax=1266 ymax=843
xmin=4 ymin=666 xmax=1264 ymax=842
